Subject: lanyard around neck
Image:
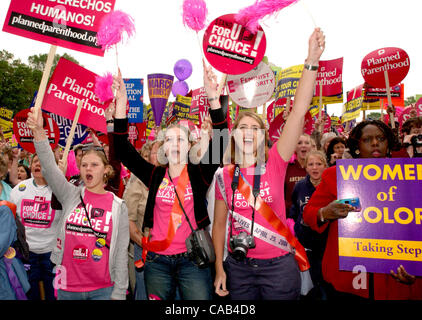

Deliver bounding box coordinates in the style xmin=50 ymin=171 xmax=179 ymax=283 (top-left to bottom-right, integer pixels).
xmin=230 ymin=165 xmax=262 ymax=238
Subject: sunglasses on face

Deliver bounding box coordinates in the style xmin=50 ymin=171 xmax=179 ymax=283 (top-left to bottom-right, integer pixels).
xmin=81 ymin=145 xmax=107 ymax=157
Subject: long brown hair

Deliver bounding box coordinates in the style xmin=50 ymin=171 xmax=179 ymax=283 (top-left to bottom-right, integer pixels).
xmin=224 ymin=111 xmax=269 ymax=165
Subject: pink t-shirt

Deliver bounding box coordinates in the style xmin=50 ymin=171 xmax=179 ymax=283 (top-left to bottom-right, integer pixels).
xmin=215 ymin=145 xmax=289 ymax=259
xmin=61 ymin=190 xmax=114 ymax=292
xmin=150 ymin=169 xmax=197 ymax=255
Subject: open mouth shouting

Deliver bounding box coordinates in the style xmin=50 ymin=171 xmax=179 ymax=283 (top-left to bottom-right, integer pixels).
xmin=85 ymin=173 xmax=93 ymax=183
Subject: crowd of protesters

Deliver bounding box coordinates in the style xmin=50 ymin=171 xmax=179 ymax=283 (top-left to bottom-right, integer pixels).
xmin=1 ymin=28 xmax=422 ymax=301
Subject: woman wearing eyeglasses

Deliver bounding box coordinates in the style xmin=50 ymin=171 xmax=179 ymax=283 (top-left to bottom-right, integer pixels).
xmin=26 ymin=108 xmax=129 ymax=300
xmin=111 ymin=64 xmax=227 ymax=300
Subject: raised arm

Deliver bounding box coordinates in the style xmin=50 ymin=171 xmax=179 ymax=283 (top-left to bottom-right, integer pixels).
xmin=277 ymin=28 xmax=325 ymax=161
xmin=112 ymin=70 xmax=155 ymax=187
xmin=198 ymin=62 xmax=228 ymax=183
xmin=26 ymin=108 xmax=77 ymax=203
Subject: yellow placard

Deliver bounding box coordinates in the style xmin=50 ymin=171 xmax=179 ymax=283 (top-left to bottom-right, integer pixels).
xmin=339 ymin=237 xmax=422 ymax=262
xmin=342 ymin=97 xmax=363 ymax=123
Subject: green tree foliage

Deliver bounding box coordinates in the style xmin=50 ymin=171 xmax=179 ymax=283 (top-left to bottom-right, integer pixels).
xmin=366 ymin=112 xmax=381 ymax=120
xmin=405 ymin=96 xmax=416 ymax=106
xmin=0 ymin=50 xmax=80 ymax=115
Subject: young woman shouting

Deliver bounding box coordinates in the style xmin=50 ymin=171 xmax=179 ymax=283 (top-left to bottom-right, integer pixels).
xmin=111 ymin=65 xmax=228 ymax=300
xmin=212 ymin=28 xmax=325 ymax=300
xmin=26 ymin=108 xmax=129 ymax=300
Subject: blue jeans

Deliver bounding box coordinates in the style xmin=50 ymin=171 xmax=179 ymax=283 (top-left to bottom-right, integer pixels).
xmin=144 ymin=251 xmax=212 ymax=300
xmin=225 ymin=253 xmax=301 ymax=300
xmin=57 ymin=286 xmax=113 ymax=300
xmin=133 ymin=243 xmax=147 ymax=300
xmin=27 ymin=251 xmax=55 ymax=300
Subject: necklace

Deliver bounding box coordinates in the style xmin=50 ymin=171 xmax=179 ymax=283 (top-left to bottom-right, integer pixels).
xmin=310 ymin=177 xmax=321 ymax=187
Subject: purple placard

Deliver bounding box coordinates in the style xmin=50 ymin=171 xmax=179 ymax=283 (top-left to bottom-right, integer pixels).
xmin=337 ymin=158 xmax=422 ymax=277
xmin=147 ymin=74 xmax=174 ymax=127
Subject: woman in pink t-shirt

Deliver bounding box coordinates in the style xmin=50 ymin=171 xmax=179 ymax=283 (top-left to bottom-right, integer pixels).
xmin=111 ymin=64 xmax=228 ymax=300
xmin=212 ymin=28 xmax=326 ymax=300
xmin=27 ymin=109 xmax=129 ymax=300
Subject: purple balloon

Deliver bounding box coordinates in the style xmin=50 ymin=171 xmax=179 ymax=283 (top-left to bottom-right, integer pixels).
xmin=172 ymin=80 xmax=189 ymax=97
xmin=174 ymin=59 xmax=193 ymax=81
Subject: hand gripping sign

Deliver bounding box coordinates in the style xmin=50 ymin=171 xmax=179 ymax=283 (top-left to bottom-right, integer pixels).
xmin=203 ymin=14 xmax=266 ymax=75
xmin=337 ymin=158 xmax=422 ymax=277
xmin=13 ymin=108 xmax=60 ymax=153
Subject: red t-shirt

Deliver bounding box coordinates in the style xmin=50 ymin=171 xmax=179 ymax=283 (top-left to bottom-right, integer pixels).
xmin=284 ymin=159 xmax=307 ymax=214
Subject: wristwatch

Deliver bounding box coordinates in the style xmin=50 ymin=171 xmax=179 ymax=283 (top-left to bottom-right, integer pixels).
xmin=304 ymin=63 xmax=319 ymax=71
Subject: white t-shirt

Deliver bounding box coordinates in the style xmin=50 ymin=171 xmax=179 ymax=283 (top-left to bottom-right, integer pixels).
xmin=10 ymin=178 xmax=61 ymax=254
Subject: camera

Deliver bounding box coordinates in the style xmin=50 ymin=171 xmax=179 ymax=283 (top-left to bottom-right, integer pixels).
xmin=410 ymin=134 xmax=422 ymax=157
xmin=229 ymin=232 xmax=256 ymax=261
xmin=411 ymin=134 xmax=422 ymax=147
xmin=186 ymin=229 xmax=215 ymax=269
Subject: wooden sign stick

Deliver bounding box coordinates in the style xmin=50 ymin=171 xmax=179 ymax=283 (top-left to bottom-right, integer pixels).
xmin=62 ymin=100 xmax=84 ymax=161
xmin=380 ymin=98 xmax=384 ymax=121
xmin=285 ymin=97 xmax=291 ymax=117
xmin=384 ymin=70 xmax=395 ymax=129
xmin=216 ymin=73 xmax=227 ymax=98
xmin=34 ymin=45 xmax=57 ymax=110
xmin=318 ymin=84 xmax=323 ymax=119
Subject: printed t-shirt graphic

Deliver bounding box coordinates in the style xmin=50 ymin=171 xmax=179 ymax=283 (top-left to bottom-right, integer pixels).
xmin=61 ymin=190 xmax=114 ymax=292
xmin=150 ymin=171 xmax=197 ymax=256
xmin=215 ymin=146 xmax=290 ymax=259
xmin=10 ymin=178 xmax=60 ymax=254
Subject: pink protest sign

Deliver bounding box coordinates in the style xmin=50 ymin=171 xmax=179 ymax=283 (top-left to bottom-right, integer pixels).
xmin=266 ymin=98 xmax=286 ymax=125
xmin=42 ymin=58 xmax=108 ymax=133
xmin=227 ymin=61 xmax=275 ymax=108
xmin=13 ymin=109 xmax=60 ymax=153
xmin=203 ymin=14 xmax=266 ymax=75
xmin=268 ymin=112 xmax=286 ymax=143
xmin=303 ymin=112 xmax=315 ymax=135
xmin=399 ymin=103 xmax=422 ymax=124
xmin=128 ymin=122 xmax=146 ymax=150
xmin=361 ymin=47 xmax=410 ymax=88
xmin=315 ymin=58 xmax=343 ymax=97
xmin=2 ymin=0 xmax=116 ymax=56
xmin=191 ymin=87 xmax=210 ymax=127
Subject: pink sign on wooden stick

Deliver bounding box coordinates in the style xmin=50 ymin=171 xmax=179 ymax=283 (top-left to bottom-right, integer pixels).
xmin=2 ymin=0 xmax=116 ymax=56
xmin=42 ymin=58 xmax=109 ymax=133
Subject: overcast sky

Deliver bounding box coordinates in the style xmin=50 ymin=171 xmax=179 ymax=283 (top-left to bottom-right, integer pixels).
xmin=1 ymin=0 xmax=421 ymax=116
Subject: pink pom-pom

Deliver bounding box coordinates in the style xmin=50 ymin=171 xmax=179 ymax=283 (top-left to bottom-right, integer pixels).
xmin=65 ymin=150 xmax=79 ymax=178
xmin=182 ymin=0 xmax=208 ymax=32
xmin=236 ymin=0 xmax=299 ymax=33
xmin=95 ymin=73 xmax=114 ymax=103
xmin=97 ymin=10 xmax=135 ymax=50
